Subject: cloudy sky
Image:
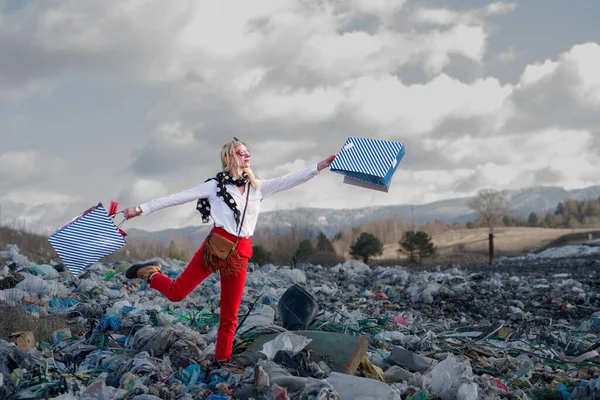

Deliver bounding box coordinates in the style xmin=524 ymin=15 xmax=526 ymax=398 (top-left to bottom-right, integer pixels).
xmin=1 ymin=0 xmax=599 ymax=233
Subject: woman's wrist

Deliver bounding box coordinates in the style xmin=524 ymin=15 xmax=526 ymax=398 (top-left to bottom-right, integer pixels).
xmin=135 ymin=206 xmax=143 ymax=216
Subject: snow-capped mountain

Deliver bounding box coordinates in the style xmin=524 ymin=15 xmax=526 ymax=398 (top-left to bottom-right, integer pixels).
xmin=127 ymin=185 xmax=600 ymax=245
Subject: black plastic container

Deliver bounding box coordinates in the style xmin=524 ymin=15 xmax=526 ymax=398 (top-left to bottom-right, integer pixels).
xmin=278 ymin=284 xmax=319 ymax=331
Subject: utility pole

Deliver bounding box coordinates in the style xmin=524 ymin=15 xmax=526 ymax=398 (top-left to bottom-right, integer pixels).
xmin=489 ymin=226 xmax=494 ymax=264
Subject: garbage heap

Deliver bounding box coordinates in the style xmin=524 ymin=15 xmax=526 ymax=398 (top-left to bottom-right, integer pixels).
xmin=0 ymin=243 xmax=599 ymax=400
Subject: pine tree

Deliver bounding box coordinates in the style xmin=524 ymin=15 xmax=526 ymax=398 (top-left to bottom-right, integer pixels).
xmin=316 ymin=232 xmax=335 ymax=252
xmin=543 ymin=213 xmax=557 ymax=228
xmin=168 ymin=240 xmax=187 ymax=261
xmin=399 ymin=231 xmax=436 ymax=264
xmin=527 ymin=212 xmax=539 ymax=227
xmin=294 ymin=239 xmax=315 ymax=263
xmin=250 ymin=245 xmax=272 ymax=266
xmin=349 ymin=232 xmax=383 ymax=264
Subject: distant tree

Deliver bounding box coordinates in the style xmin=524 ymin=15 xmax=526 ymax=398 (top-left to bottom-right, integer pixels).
xmin=567 ymin=215 xmax=579 ymax=229
xmin=467 ymin=188 xmax=510 ymax=231
xmin=514 ymin=215 xmax=527 ymax=227
xmin=398 ymin=231 xmax=417 ymax=262
xmin=398 ymin=231 xmax=436 ymax=264
xmin=543 ymin=213 xmax=557 ymax=228
xmin=168 ymin=240 xmax=187 ymax=261
xmin=466 ymin=222 xmax=474 ymax=229
xmin=555 ymin=202 xmax=565 ymax=216
xmin=316 ymin=232 xmax=335 ymax=252
xmin=527 ymin=212 xmax=539 ymax=227
xmin=468 ymin=188 xmax=509 ymax=264
xmin=349 ymin=232 xmax=383 ymax=264
xmin=565 ymin=199 xmax=586 ymax=223
xmin=553 ymin=213 xmax=566 ymax=227
xmin=585 ymin=201 xmax=600 ymax=217
xmin=293 ymin=239 xmax=315 ymax=263
xmin=250 ymin=245 xmax=272 ymax=266
xmin=502 ymin=215 xmax=513 ymax=227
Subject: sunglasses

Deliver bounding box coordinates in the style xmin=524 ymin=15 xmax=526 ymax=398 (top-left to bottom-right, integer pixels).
xmin=236 ymin=149 xmax=251 ymax=157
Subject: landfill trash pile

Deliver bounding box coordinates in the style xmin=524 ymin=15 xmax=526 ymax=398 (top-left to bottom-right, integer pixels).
xmin=0 ymin=242 xmax=599 ymax=399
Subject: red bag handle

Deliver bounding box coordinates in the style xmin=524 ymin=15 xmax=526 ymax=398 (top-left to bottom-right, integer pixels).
xmin=108 ymin=200 xmax=127 ymax=237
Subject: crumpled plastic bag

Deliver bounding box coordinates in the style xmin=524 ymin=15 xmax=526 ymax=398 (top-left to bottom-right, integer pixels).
xmin=0 ymin=339 xmax=39 ymax=399
xmin=237 ymin=305 xmax=275 ymax=334
xmin=325 ymin=372 xmax=401 ymax=400
xmin=131 ymin=325 xmax=207 ymax=368
xmin=261 ymin=331 xmax=312 ymax=360
xmin=426 ymin=355 xmax=478 ymax=400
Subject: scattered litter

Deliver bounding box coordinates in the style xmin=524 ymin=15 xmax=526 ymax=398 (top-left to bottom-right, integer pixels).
xmin=0 ymin=245 xmax=599 ymax=399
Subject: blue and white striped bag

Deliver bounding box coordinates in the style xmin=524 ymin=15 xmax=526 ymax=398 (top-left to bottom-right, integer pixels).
xmin=48 ymin=202 xmax=127 ymax=276
xmin=330 ymin=137 xmax=405 ymax=192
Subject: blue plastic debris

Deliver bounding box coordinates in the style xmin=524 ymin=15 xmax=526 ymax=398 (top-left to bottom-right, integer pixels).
xmin=556 ymin=383 xmax=570 ymax=400
xmin=173 ymin=364 xmax=207 ymax=387
xmin=205 ymin=395 xmax=231 ymax=400
xmin=98 ymin=314 xmax=121 ymax=331
xmin=49 ymin=298 xmax=78 ymax=309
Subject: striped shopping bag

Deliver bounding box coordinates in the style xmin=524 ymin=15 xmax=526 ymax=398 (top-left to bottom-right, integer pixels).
xmin=48 ymin=202 xmax=127 ymax=276
xmin=330 ymin=137 xmax=405 ymax=192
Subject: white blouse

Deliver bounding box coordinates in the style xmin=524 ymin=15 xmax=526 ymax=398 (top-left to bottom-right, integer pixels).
xmin=139 ymin=164 xmax=320 ymax=237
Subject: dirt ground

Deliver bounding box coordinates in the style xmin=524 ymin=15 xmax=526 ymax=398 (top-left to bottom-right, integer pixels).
xmin=376 ymin=226 xmax=600 ymax=261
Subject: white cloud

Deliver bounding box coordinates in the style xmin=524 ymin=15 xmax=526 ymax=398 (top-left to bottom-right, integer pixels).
xmin=1 ymin=190 xmax=80 ymax=208
xmin=414 ymin=8 xmax=458 ymax=25
xmin=1 ymin=0 xmax=599 ymax=233
xmin=244 ymin=86 xmax=343 ymax=122
xmin=518 ymin=59 xmax=559 ymax=87
xmin=231 ymin=68 xmax=269 ymax=93
xmin=0 ymin=0 xmax=493 ymax=103
xmin=346 ymin=73 xmax=512 ymax=134
xmin=426 ymin=128 xmax=596 ymax=194
xmin=515 ymin=42 xmax=600 ymax=107
xmin=485 ymin=2 xmax=517 ymax=16
xmin=0 ymin=150 xmax=67 ymax=181
xmin=0 ymin=151 xmax=38 ymax=177
xmin=418 ymin=24 xmax=488 ymax=74
xmin=257 ymin=159 xmax=311 ymax=179
xmin=412 ymin=2 xmax=516 ymax=26
xmin=347 ymin=0 xmax=407 ymax=14
xmin=131 ymin=179 xmax=168 ymax=203
xmin=156 ymin=123 xmax=196 ymax=146
xmin=561 ymin=42 xmax=600 ymax=106
xmin=251 ymin=139 xmax=319 ymax=161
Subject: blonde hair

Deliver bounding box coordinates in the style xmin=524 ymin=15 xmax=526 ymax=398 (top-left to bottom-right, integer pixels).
xmin=220 ymin=140 xmax=259 ymax=188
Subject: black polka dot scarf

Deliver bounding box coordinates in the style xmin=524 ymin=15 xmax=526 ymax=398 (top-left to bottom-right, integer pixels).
xmin=196 ymin=171 xmax=249 ymax=227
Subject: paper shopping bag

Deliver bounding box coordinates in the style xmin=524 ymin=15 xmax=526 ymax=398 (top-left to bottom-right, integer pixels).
xmin=48 ymin=202 xmax=127 ymax=276
xmin=329 ymin=137 xmax=405 ymax=192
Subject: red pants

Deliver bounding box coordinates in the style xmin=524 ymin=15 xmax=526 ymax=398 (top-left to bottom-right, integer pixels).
xmin=149 ymin=227 xmax=252 ymax=361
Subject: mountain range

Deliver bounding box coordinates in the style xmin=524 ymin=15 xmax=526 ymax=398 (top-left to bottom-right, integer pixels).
xmin=127 ymin=185 xmax=600 ymax=246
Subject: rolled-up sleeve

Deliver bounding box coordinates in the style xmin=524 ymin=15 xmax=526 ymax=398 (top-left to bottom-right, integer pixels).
xmin=259 ymin=164 xmax=319 ymax=199
xmin=139 ymin=180 xmax=215 ymax=215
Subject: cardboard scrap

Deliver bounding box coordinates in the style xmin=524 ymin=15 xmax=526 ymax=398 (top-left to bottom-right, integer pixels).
xmin=8 ymin=331 xmax=35 ymax=352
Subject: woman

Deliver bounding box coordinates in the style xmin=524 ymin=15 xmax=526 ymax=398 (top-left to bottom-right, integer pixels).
xmin=122 ymin=138 xmax=336 ymax=362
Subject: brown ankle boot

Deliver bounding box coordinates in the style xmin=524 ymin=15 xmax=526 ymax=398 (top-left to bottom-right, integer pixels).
xmin=125 ymin=262 xmax=161 ymax=282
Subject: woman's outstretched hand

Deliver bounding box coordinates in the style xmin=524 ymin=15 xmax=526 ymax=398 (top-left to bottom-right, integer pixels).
xmin=123 ymin=206 xmax=142 ymax=220
xmin=317 ymin=154 xmax=336 ymax=171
